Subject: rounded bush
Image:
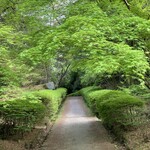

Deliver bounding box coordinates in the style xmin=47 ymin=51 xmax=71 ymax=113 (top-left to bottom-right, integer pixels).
xmin=0 ymin=88 xmax=67 ymax=137
xmin=96 ymin=90 xmax=128 ymax=115
xmin=0 ymin=95 xmax=46 ymax=136
xmin=80 ymin=87 xmax=145 ymax=134
xmin=34 ymin=88 xmax=67 ymax=119
xmin=80 ymin=86 xmax=101 ymax=103
xmin=99 ymin=94 xmax=144 ymax=130
xmin=87 ymin=90 xmax=111 ymax=112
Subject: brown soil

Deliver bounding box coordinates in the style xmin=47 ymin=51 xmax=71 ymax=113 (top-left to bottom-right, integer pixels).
xmin=124 ymin=123 xmax=150 ymax=150
xmin=0 ymin=117 xmax=53 ymax=150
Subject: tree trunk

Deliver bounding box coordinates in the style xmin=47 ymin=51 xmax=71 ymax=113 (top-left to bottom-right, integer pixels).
xmin=123 ymin=0 xmax=130 ymax=10
xmin=56 ymin=63 xmax=71 ymax=88
xmin=44 ymin=63 xmax=51 ymax=83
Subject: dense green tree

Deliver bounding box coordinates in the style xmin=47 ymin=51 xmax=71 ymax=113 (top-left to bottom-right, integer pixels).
xmin=0 ymin=0 xmax=150 ymax=91
xmin=22 ymin=0 xmax=149 ymax=89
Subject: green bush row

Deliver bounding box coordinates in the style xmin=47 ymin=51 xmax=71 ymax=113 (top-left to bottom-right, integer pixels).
xmin=0 ymin=88 xmax=67 ymax=137
xmin=80 ymin=86 xmax=101 ymax=103
xmin=34 ymin=88 xmax=67 ymax=120
xmin=81 ymin=87 xmax=144 ymax=132
xmin=139 ymin=93 xmax=150 ymax=105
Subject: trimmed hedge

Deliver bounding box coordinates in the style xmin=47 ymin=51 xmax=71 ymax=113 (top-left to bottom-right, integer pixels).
xmin=81 ymin=87 xmax=144 ymax=132
xmin=87 ymin=90 xmax=111 ymax=113
xmin=140 ymin=93 xmax=150 ymax=105
xmin=99 ymin=95 xmax=144 ymax=130
xmin=96 ymin=90 xmax=128 ymax=116
xmin=0 ymin=93 xmax=46 ymax=137
xmin=0 ymin=88 xmax=67 ymax=137
xmin=80 ymin=86 xmax=101 ymax=103
xmin=33 ymin=88 xmax=67 ymax=120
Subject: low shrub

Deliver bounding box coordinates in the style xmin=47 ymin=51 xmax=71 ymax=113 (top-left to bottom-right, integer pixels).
xmin=0 ymin=88 xmax=67 ymax=138
xmin=34 ymin=88 xmax=67 ymax=120
xmin=80 ymin=87 xmax=145 ymax=137
xmin=80 ymin=86 xmax=101 ymax=102
xmin=0 ymin=93 xmax=46 ymax=137
xmin=140 ymin=93 xmax=150 ymax=105
xmin=99 ymin=94 xmax=144 ymax=131
xmin=68 ymin=90 xmax=81 ymax=96
xmin=119 ymin=85 xmax=149 ymax=96
xmin=0 ymin=86 xmax=23 ymax=101
xmin=139 ymin=93 xmax=150 ymax=120
xmin=85 ymin=90 xmax=111 ymax=113
xmin=56 ymin=88 xmax=67 ymax=100
xmin=96 ymin=90 xmax=128 ymax=116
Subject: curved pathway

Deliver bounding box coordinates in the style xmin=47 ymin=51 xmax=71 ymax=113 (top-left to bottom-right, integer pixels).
xmin=40 ymin=96 xmax=116 ymax=150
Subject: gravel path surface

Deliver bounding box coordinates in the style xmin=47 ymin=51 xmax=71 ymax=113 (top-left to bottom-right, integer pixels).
xmin=40 ymin=96 xmax=116 ymax=150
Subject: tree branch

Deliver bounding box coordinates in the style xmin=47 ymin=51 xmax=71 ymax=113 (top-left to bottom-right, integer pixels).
xmin=123 ymin=0 xmax=130 ymax=10
xmin=57 ymin=63 xmax=71 ymax=87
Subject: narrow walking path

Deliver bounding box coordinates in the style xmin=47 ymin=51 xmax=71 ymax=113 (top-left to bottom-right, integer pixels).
xmin=40 ymin=96 xmax=116 ymax=150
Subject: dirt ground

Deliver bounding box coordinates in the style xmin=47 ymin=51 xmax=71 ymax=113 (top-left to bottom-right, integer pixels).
xmin=124 ymin=123 xmax=150 ymax=150
xmin=0 ymin=117 xmax=53 ymax=150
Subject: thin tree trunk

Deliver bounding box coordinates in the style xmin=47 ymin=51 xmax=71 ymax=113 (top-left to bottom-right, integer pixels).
xmin=57 ymin=63 xmax=71 ymax=87
xmin=51 ymin=2 xmax=61 ymax=25
xmin=123 ymin=0 xmax=130 ymax=10
xmin=44 ymin=63 xmax=50 ymax=83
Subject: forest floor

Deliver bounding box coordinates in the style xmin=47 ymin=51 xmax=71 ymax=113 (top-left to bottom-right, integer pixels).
xmin=39 ymin=96 xmax=121 ymax=150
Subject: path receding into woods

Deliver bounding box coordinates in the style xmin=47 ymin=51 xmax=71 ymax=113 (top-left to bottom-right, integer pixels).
xmin=40 ymin=96 xmax=117 ymax=150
